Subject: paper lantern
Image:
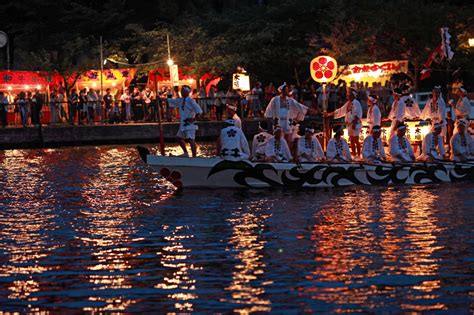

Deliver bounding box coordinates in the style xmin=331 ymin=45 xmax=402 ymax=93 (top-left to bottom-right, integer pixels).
xmin=310 ymin=56 xmax=338 ymax=83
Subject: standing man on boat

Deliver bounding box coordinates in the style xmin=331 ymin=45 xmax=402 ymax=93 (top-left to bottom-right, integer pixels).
xmin=168 ymin=85 xmax=203 ymax=157
xmin=367 ymin=95 xmax=382 ymax=133
xmin=418 ymin=122 xmax=446 ymax=162
xmin=216 ymin=118 xmax=250 ymax=161
xmin=296 ymin=127 xmax=325 ymax=163
xmin=326 ymin=125 xmax=352 ymax=162
xmin=389 ymin=122 xmax=416 ymax=162
xmin=388 ymin=88 xmax=403 ymax=138
xmin=325 ymin=88 xmax=362 ymax=158
xmin=264 ymin=82 xmax=308 ymax=149
xmin=265 ymin=126 xmax=292 ymax=163
xmin=450 ymin=119 xmax=474 ymax=162
xmin=399 ymin=84 xmax=421 ymax=120
xmin=251 ymin=120 xmax=272 ymax=162
xmin=362 ymin=125 xmax=386 ymax=164
xmin=421 ymin=86 xmax=447 ymax=137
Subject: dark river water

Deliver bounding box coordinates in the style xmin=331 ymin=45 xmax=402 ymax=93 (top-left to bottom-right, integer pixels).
xmin=0 ymin=144 xmax=473 ymax=313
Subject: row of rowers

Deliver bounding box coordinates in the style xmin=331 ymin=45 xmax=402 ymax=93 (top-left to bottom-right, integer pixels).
xmin=217 ymin=118 xmax=473 ymax=163
xmin=168 ymin=84 xmax=472 ymax=162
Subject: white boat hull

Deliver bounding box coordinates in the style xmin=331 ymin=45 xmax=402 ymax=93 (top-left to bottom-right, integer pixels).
xmin=137 ymin=147 xmax=474 ymax=189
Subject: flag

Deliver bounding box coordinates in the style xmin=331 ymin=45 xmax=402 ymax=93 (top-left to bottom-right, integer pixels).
xmin=419 ymin=44 xmax=443 ymax=80
xmin=440 ymin=27 xmax=454 ymax=61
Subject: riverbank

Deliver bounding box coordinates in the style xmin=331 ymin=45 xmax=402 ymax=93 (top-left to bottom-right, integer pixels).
xmin=0 ymin=120 xmax=267 ymax=149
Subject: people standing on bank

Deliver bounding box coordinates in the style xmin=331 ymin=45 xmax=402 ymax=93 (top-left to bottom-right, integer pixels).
xmin=49 ymin=90 xmax=58 ymax=124
xmin=30 ymin=89 xmax=43 ymax=126
xmin=326 ymin=88 xmax=362 ymax=158
xmin=103 ymin=88 xmax=114 ymax=123
xmin=86 ymin=89 xmax=97 ymax=124
xmin=0 ymin=91 xmax=9 ymax=128
xmin=142 ymin=87 xmax=154 ymax=122
xmin=217 ymin=118 xmax=250 ymax=161
xmin=68 ymin=89 xmax=79 ymax=125
xmin=18 ymin=92 xmax=29 ymax=127
xmin=167 ymin=85 xmax=203 ymax=157
xmin=132 ymin=86 xmax=143 ymax=122
xmin=56 ymin=90 xmax=66 ymax=122
xmin=389 ymin=122 xmax=416 ymax=162
xmin=120 ymin=88 xmax=132 ymax=123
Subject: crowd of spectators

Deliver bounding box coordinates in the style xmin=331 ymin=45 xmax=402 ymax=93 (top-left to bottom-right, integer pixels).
xmin=0 ymin=78 xmax=428 ymax=128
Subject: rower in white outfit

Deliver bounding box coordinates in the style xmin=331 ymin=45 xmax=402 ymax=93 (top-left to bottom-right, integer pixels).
xmin=296 ymin=127 xmax=324 ymax=163
xmin=326 ymin=88 xmax=363 ymax=158
xmin=389 ymin=122 xmax=416 ymax=162
xmin=326 ymin=125 xmax=352 ymax=162
xmin=362 ymin=125 xmax=386 ymax=164
xmin=226 ymin=103 xmax=242 ymax=129
xmin=264 ymin=82 xmax=308 ymax=148
xmin=418 ymin=122 xmax=446 ymax=162
xmin=265 ymin=126 xmax=292 ymax=163
xmin=216 ymin=118 xmax=250 ymax=161
xmin=388 ymin=88 xmax=403 ymax=138
xmin=450 ymin=119 xmax=474 ymax=162
xmin=167 ymin=85 xmax=203 ymax=157
xmin=421 ymin=86 xmax=447 ymax=137
xmin=366 ymin=95 xmax=381 ymax=133
xmin=251 ymin=120 xmax=272 ymax=162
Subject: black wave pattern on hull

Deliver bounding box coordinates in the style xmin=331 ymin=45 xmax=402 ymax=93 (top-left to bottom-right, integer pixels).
xmin=207 ymin=160 xmax=474 ymax=188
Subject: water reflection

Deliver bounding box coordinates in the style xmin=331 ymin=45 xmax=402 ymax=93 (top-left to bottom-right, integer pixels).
xmin=224 ymin=201 xmax=272 ymax=313
xmin=0 ymin=145 xmax=473 ymax=313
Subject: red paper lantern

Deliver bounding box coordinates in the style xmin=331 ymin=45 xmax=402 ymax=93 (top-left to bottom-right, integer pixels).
xmin=310 ymin=56 xmax=338 ymax=83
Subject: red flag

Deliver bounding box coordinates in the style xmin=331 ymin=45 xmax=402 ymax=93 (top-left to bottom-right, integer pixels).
xmin=419 ymin=44 xmax=444 ymax=80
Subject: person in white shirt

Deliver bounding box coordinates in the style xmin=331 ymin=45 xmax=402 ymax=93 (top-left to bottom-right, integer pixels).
xmin=326 ymin=125 xmax=352 ymax=162
xmin=453 ymin=86 xmax=471 ymax=124
xmin=399 ymin=84 xmax=421 ymax=120
xmin=389 ymin=122 xmax=416 ymax=162
xmin=296 ymin=127 xmax=324 ymax=163
xmin=450 ymin=119 xmax=474 ymax=162
xmin=264 ymin=82 xmax=308 ymax=146
xmin=120 ymin=88 xmax=132 ymax=122
xmin=421 ymin=86 xmax=447 ymax=137
xmin=226 ymin=103 xmax=242 ymax=129
xmin=418 ymin=122 xmax=446 ymax=162
xmin=216 ymin=119 xmax=250 ymax=161
xmin=251 ymin=120 xmax=272 ymax=162
xmin=367 ymin=95 xmax=381 ymax=133
xmin=388 ymin=88 xmax=403 ymax=137
xmin=362 ymin=125 xmax=386 ymax=164
xmin=167 ymin=85 xmax=203 ymax=157
xmin=326 ymin=88 xmax=363 ymax=158
xmin=265 ymin=126 xmax=292 ymax=163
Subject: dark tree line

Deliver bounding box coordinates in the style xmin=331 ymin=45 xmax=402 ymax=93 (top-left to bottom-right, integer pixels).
xmin=1 ymin=0 xmax=473 ymax=89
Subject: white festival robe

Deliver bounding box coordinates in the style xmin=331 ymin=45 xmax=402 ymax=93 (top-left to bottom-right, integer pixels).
xmin=220 ymin=126 xmax=250 ymax=161
xmin=265 ymin=96 xmax=308 ymax=134
xmin=326 ymin=138 xmax=352 ymax=162
xmin=251 ymin=131 xmax=272 ymax=161
xmin=450 ymin=131 xmax=474 ymax=161
xmin=232 ymin=113 xmax=242 ymax=129
xmin=400 ymin=95 xmax=421 ymax=119
xmin=366 ymin=104 xmax=381 ymax=132
xmin=297 ymin=136 xmax=324 ymax=162
xmin=362 ymin=135 xmax=386 ymax=162
xmin=454 ymin=96 xmax=471 ymax=120
xmin=334 ymin=99 xmax=363 ymax=137
xmin=265 ymin=137 xmax=292 ymax=162
xmin=389 ymin=99 xmax=405 ymax=137
xmin=168 ymin=97 xmax=203 ymax=132
xmin=419 ymin=132 xmax=446 ymax=161
xmin=389 ymin=135 xmax=415 ymax=162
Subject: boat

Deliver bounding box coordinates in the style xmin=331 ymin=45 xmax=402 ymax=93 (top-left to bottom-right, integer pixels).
xmin=137 ymin=146 xmax=474 ymax=189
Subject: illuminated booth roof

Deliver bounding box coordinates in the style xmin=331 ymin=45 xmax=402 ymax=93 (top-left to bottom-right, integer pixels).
xmin=72 ymin=68 xmax=136 ymax=93
xmin=0 ymin=70 xmax=62 ymax=91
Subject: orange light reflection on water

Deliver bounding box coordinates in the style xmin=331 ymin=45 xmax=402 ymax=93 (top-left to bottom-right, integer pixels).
xmin=222 ymin=201 xmax=272 ymax=314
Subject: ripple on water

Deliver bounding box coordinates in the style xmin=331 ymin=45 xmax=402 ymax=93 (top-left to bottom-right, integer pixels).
xmin=0 ymin=145 xmax=473 ymax=313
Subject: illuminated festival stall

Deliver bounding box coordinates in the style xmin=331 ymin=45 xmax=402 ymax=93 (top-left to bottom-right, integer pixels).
xmin=73 ymin=68 xmax=136 ymax=95
xmin=0 ymin=70 xmax=62 ymax=124
xmin=338 ymin=60 xmax=409 ymax=85
xmin=147 ymin=68 xmax=219 ymax=94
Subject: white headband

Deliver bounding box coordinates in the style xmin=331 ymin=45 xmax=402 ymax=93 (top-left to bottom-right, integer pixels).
xmin=278 ymin=82 xmax=287 ymax=92
xmin=368 ymin=96 xmax=377 ymax=103
xmin=181 ymin=85 xmax=191 ymax=93
xmin=226 ymin=104 xmax=237 ymax=111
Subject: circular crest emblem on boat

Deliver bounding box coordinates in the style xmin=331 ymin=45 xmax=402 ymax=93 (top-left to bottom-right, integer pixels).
xmin=160 ymin=167 xmax=182 ymax=188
